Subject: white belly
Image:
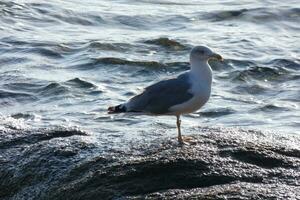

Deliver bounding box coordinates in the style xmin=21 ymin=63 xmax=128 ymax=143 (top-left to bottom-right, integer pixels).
xmin=168 ymin=89 xmax=211 ymax=115
xmin=169 ymin=93 xmax=209 ymax=115
xmin=170 ymin=67 xmax=212 ymax=114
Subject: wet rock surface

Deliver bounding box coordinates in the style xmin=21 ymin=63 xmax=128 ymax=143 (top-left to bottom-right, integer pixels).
xmin=0 ymin=127 xmax=299 ymax=200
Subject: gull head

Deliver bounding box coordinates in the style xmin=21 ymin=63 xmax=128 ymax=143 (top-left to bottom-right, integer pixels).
xmin=190 ymin=46 xmax=223 ymax=63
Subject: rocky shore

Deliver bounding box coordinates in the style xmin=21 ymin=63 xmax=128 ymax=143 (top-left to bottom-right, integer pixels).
xmin=1 ymin=126 xmax=299 ymax=200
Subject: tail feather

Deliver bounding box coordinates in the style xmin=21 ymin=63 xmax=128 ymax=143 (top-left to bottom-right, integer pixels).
xmin=108 ymin=104 xmax=127 ymax=114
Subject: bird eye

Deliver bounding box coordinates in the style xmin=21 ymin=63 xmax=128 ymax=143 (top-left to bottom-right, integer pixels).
xmin=198 ymin=50 xmax=205 ymax=54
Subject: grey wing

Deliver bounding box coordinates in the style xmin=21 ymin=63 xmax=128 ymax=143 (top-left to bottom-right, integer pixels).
xmin=126 ymin=73 xmax=193 ymax=114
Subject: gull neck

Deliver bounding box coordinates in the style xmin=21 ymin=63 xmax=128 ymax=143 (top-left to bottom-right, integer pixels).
xmin=190 ymin=59 xmax=212 ymax=84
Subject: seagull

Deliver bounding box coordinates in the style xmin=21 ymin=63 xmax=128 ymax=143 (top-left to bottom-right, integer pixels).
xmin=108 ymin=46 xmax=223 ymax=144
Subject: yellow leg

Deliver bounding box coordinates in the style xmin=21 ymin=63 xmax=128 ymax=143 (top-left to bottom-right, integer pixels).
xmin=176 ymin=116 xmax=196 ymax=145
xmin=176 ymin=115 xmax=183 ymax=144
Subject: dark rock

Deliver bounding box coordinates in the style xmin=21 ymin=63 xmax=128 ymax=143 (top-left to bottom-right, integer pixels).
xmin=144 ymin=37 xmax=188 ymax=51
xmin=0 ymin=127 xmax=299 ymax=200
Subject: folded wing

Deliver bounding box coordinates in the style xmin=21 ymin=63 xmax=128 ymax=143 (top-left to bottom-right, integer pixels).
xmin=126 ymin=73 xmax=193 ymax=114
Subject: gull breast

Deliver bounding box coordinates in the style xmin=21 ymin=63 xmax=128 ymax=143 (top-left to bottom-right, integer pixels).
xmin=169 ymin=76 xmax=211 ymax=115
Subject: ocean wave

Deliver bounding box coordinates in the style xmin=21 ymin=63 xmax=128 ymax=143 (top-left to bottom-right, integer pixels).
xmin=65 ymin=78 xmax=97 ymax=89
xmin=267 ymin=58 xmax=300 ymax=70
xmin=87 ymin=41 xmax=132 ymax=52
xmin=197 ymin=108 xmax=236 ymax=117
xmin=11 ymin=113 xmax=36 ymax=120
xmin=3 ymin=82 xmax=45 ymax=93
xmin=1 ymin=1 xmax=105 ymax=26
xmin=203 ymin=7 xmax=300 ymax=22
xmin=113 ymin=14 xmax=190 ymax=30
xmin=113 ymin=15 xmax=155 ymax=29
xmin=251 ymin=104 xmax=292 ymax=113
xmin=95 ymin=57 xmax=166 ymax=67
xmin=0 ymin=1 xmax=44 ymax=24
xmin=231 ymin=66 xmax=290 ymax=82
xmin=72 ymin=57 xmax=190 ymax=71
xmin=0 ymin=89 xmax=36 ymax=101
xmin=25 ymin=47 xmax=63 ymax=58
xmin=232 ymin=84 xmax=269 ymax=95
xmin=132 ymin=0 xmax=198 ymax=6
xmin=47 ymin=11 xmax=104 ymax=26
xmin=1 ymin=36 xmax=82 ymax=56
xmin=223 ymin=58 xmax=300 ymax=83
xmin=226 ymin=59 xmax=256 ymax=68
xmin=0 ymin=56 xmax=30 ymax=66
xmin=204 ymin=9 xmax=248 ymax=21
xmin=3 ymin=79 xmax=100 ymax=101
xmin=38 ymin=83 xmax=69 ymax=96
xmin=71 ymin=56 xmax=237 ymax=73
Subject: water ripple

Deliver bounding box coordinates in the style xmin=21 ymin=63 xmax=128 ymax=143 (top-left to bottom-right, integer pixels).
xmin=203 ymin=7 xmax=300 ymax=23
xmin=39 ymin=83 xmax=69 ymax=96
xmin=232 ymin=66 xmax=290 ymax=82
xmin=0 ymin=89 xmax=37 ymax=102
xmin=66 ymin=78 xmax=95 ymax=88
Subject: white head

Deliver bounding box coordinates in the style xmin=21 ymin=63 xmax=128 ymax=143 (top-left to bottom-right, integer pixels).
xmin=190 ymin=46 xmax=223 ymax=65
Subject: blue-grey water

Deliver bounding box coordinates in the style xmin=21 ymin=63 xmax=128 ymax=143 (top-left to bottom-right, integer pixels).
xmin=1 ymin=0 xmax=300 ymax=199
xmin=1 ymin=0 xmax=299 ymax=136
